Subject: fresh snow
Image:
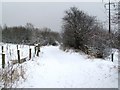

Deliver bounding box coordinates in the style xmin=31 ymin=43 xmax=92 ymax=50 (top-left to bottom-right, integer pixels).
xmin=0 ymin=43 xmax=118 ymax=88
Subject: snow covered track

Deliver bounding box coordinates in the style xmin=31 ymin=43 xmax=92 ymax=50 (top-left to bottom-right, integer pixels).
xmin=0 ymin=44 xmax=118 ymax=88
xmin=17 ymin=46 xmax=118 ymax=88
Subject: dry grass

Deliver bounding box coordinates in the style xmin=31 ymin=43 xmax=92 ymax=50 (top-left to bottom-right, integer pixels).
xmin=0 ymin=64 xmax=26 ymax=88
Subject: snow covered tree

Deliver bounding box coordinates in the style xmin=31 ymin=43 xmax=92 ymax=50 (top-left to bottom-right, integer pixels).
xmin=25 ymin=23 xmax=35 ymax=44
xmin=112 ymin=1 xmax=120 ymax=25
xmin=62 ymin=7 xmax=111 ymax=58
xmin=62 ymin=7 xmax=96 ymax=50
xmin=116 ymin=1 xmax=120 ymax=49
xmin=112 ymin=1 xmax=120 ymax=49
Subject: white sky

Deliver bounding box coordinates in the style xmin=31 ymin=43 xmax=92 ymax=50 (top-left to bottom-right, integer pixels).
xmin=0 ymin=0 xmax=118 ymax=32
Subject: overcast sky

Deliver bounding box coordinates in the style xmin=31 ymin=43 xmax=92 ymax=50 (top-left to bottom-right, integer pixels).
xmin=2 ymin=2 xmax=107 ymax=32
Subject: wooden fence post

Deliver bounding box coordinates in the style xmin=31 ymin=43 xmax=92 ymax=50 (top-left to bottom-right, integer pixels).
xmin=17 ymin=45 xmax=18 ymax=50
xmin=37 ymin=44 xmax=40 ymax=57
xmin=37 ymin=50 xmax=39 ymax=56
xmin=1 ymin=46 xmax=5 ymax=68
xmin=111 ymin=53 xmax=113 ymax=62
xmin=17 ymin=50 xmax=20 ymax=63
xmin=35 ymin=46 xmax=37 ymax=55
xmin=29 ymin=48 xmax=31 ymax=60
xmin=2 ymin=53 xmax=5 ymax=69
xmin=2 ymin=46 xmax=3 ymax=53
xmin=16 ymin=45 xmax=20 ymax=63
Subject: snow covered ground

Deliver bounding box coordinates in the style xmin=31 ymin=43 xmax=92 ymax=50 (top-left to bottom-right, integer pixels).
xmin=0 ymin=43 xmax=118 ymax=88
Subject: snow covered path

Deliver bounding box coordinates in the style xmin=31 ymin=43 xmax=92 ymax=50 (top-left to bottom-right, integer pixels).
xmin=16 ymin=46 xmax=118 ymax=88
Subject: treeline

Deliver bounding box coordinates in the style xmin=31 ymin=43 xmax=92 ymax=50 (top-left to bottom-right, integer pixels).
xmin=2 ymin=23 xmax=61 ymax=46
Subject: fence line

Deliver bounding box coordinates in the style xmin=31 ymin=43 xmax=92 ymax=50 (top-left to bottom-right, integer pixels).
xmin=1 ymin=44 xmax=41 ymax=68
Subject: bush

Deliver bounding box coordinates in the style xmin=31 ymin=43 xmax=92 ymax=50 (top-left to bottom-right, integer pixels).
xmin=61 ymin=7 xmax=111 ymax=58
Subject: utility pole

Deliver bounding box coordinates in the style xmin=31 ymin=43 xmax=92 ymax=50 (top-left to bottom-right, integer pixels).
xmin=104 ymin=0 xmax=116 ymax=33
xmin=109 ymin=0 xmax=111 ymax=33
xmin=109 ymin=0 xmax=114 ymax=62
